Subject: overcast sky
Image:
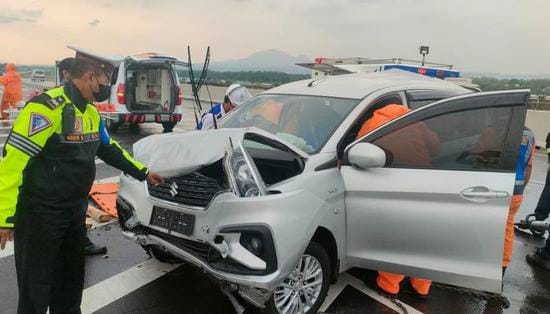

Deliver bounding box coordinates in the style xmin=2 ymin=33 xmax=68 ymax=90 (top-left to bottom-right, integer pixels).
xmin=1 ymin=0 xmax=549 ymax=75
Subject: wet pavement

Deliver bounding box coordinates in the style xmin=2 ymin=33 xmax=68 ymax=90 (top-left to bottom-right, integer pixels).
xmin=0 ymin=82 xmax=549 ymax=313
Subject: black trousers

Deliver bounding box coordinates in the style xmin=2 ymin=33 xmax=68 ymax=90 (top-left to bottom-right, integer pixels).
xmin=534 ymin=166 xmax=550 ymax=256
xmin=14 ymin=201 xmax=86 ymax=314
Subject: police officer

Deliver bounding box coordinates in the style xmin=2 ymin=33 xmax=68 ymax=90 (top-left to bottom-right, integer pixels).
xmin=56 ymin=57 xmax=107 ymax=255
xmin=0 ymin=58 xmax=163 ymax=313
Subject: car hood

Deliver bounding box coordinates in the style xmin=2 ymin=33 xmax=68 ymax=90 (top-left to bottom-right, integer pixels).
xmin=133 ymin=128 xmax=308 ymax=176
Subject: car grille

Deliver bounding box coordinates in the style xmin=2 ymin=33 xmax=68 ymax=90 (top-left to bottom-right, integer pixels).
xmin=148 ymin=172 xmax=223 ymax=208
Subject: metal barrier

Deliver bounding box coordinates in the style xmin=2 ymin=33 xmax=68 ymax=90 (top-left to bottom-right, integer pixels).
xmin=526 ymin=110 xmax=550 ymax=148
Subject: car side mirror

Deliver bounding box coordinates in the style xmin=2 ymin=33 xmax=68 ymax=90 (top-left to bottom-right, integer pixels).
xmin=347 ymin=143 xmax=387 ymax=169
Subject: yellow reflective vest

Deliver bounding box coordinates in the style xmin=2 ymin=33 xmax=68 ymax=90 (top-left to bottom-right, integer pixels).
xmin=0 ymin=83 xmax=148 ymax=228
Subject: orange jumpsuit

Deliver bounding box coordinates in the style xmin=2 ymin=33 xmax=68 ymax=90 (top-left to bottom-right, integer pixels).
xmin=0 ymin=63 xmax=23 ymax=120
xmin=502 ymin=130 xmax=535 ymax=268
xmin=357 ymin=104 xmax=433 ymax=296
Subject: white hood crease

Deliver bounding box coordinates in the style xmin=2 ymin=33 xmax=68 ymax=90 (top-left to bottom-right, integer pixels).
xmin=133 ymin=127 xmax=308 ymax=177
xmin=132 ymin=129 xmax=247 ymax=177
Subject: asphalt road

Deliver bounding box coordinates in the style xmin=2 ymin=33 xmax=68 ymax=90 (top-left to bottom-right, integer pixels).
xmin=0 ymin=83 xmax=548 ymax=314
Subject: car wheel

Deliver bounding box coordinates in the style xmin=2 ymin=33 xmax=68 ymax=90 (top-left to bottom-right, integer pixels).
xmin=105 ymin=119 xmax=123 ymax=133
xmin=162 ymin=121 xmax=177 ymax=133
xmin=148 ymin=245 xmax=181 ymax=264
xmin=264 ymin=242 xmax=330 ymax=314
xmin=129 ymin=122 xmax=140 ymax=134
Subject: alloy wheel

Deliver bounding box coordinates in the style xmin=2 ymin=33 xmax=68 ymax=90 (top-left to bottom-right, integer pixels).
xmin=273 ymin=254 xmax=324 ymax=314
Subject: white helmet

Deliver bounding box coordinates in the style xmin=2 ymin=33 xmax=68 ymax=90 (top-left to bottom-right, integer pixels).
xmin=226 ymin=84 xmax=253 ymax=106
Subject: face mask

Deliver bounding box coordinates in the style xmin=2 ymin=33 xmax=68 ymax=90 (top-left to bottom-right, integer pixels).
xmin=91 ymin=76 xmax=111 ymax=102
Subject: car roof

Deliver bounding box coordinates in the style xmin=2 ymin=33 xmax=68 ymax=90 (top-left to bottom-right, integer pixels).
xmin=265 ymin=69 xmax=470 ymax=99
xmin=128 ymin=52 xmax=180 ymax=62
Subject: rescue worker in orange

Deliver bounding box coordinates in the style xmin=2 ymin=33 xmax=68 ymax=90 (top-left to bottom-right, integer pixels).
xmin=357 ymin=104 xmax=438 ymax=299
xmin=0 ymin=63 xmax=23 ymax=120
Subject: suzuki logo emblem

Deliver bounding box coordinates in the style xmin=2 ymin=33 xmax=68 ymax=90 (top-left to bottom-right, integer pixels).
xmin=169 ymin=182 xmax=179 ymax=197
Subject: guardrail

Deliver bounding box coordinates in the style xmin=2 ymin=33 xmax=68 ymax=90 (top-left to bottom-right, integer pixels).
xmin=526 ymin=110 xmax=550 ymax=148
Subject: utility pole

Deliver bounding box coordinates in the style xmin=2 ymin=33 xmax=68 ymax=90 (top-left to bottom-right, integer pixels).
xmin=419 ymin=46 xmax=430 ymax=66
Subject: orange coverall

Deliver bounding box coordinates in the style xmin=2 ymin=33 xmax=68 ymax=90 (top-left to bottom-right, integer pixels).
xmin=0 ymin=63 xmax=23 ymax=120
xmin=357 ymin=104 xmax=433 ymax=296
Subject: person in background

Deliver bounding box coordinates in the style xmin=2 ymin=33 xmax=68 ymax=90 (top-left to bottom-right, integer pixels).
xmin=0 ymin=63 xmax=23 ymax=120
xmin=357 ymin=104 xmax=438 ymax=299
xmin=196 ymin=84 xmax=252 ymax=130
xmin=526 ymin=131 xmax=550 ymax=270
xmin=502 ymin=128 xmax=535 ymax=274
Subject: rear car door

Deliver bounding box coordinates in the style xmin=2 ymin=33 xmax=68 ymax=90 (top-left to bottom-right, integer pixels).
xmin=341 ymin=90 xmax=528 ymax=293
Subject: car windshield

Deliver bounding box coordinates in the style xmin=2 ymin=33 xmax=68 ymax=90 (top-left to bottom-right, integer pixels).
xmin=220 ymin=94 xmax=360 ymax=153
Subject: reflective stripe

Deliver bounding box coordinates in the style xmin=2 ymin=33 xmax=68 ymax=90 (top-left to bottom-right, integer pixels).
xmin=10 ymin=132 xmax=42 ymax=152
xmin=8 ymin=132 xmax=41 ymax=157
xmin=8 ymin=137 xmax=39 ymax=157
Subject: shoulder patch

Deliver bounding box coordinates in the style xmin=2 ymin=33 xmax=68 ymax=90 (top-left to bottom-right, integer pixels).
xmin=28 ymin=93 xmax=66 ymax=110
xmin=28 ymin=93 xmax=52 ymax=106
xmin=29 ymin=113 xmax=52 ymax=136
xmin=45 ymin=96 xmax=67 ymax=110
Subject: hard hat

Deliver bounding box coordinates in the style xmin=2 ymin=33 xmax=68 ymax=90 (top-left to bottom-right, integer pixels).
xmin=226 ymin=84 xmax=253 ymax=106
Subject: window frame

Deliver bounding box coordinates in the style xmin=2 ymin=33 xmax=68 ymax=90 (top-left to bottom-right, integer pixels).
xmin=343 ymin=91 xmax=529 ymax=173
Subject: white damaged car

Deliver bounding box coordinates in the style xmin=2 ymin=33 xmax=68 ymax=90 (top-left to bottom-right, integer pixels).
xmin=117 ymin=71 xmax=529 ymax=313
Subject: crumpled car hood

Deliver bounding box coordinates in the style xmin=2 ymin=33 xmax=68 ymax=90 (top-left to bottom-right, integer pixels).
xmin=132 ymin=128 xmax=308 ymax=177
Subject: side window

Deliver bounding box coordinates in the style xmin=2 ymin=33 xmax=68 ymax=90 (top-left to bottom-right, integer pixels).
xmin=338 ymin=94 xmax=403 ymax=159
xmin=371 ymin=106 xmax=515 ymax=171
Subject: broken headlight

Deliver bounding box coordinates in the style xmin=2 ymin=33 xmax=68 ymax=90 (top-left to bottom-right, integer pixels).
xmin=224 ymin=140 xmax=266 ymax=197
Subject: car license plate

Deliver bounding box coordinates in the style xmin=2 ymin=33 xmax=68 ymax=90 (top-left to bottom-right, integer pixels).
xmin=150 ymin=206 xmax=195 ymax=235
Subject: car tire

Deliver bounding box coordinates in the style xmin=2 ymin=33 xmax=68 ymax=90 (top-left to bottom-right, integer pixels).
xmin=105 ymin=119 xmax=123 ymax=133
xmin=263 ymin=242 xmax=331 ymax=314
xmin=148 ymin=245 xmax=181 ymax=264
xmin=129 ymin=122 xmax=140 ymax=134
xmin=162 ymin=121 xmax=177 ymax=133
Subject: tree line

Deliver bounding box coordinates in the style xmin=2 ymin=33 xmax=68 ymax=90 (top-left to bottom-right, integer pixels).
xmin=472 ymin=77 xmax=550 ymax=95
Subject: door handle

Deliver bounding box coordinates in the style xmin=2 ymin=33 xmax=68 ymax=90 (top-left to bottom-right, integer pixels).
xmin=460 ymin=186 xmax=509 ymax=201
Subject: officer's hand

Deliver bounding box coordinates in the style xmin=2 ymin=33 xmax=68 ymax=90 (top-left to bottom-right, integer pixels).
xmin=0 ymin=228 xmax=14 ymax=250
xmin=147 ymin=171 xmax=164 ymax=186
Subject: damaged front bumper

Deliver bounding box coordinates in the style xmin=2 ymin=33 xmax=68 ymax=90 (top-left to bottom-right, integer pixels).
xmin=117 ymin=195 xmax=278 ymax=307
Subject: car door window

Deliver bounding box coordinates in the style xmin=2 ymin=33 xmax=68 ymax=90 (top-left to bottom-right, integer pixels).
xmin=371 ymin=106 xmax=516 ymax=171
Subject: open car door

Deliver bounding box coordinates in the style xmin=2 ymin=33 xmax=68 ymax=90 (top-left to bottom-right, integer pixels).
xmin=341 ymin=90 xmax=529 ymax=293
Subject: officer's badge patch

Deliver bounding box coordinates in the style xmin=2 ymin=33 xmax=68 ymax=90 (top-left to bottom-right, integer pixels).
xmin=74 ymin=117 xmax=83 ymax=134
xmin=29 ymin=113 xmax=52 ymax=136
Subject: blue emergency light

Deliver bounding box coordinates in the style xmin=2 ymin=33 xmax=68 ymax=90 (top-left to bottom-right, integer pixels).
xmin=383 ymin=64 xmax=460 ymax=79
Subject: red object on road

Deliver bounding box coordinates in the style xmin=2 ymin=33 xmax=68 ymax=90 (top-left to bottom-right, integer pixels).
xmin=89 ymin=183 xmax=119 ymax=218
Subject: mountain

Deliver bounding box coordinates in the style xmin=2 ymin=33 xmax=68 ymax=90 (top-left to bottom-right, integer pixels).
xmin=210 ymin=50 xmax=311 ymax=74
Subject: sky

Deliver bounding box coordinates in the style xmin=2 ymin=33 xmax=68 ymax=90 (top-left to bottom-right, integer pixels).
xmin=1 ymin=0 xmax=549 ymax=75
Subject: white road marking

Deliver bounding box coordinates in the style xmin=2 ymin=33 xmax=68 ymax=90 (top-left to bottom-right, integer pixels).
xmin=0 ymin=126 xmax=12 ymax=131
xmin=80 ymin=259 xmax=180 ymax=314
xmin=320 ymin=273 xmax=423 ymax=314
xmin=0 ymin=133 xmax=8 ymax=138
xmin=0 ymin=241 xmax=14 ymax=259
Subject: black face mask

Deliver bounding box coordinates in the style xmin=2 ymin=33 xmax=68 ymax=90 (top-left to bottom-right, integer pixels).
xmin=93 ymin=83 xmax=111 ymax=102
xmin=91 ymin=76 xmax=111 ymax=102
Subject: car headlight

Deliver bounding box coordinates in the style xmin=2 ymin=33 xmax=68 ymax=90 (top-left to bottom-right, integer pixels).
xmin=224 ymin=140 xmax=266 ymax=198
